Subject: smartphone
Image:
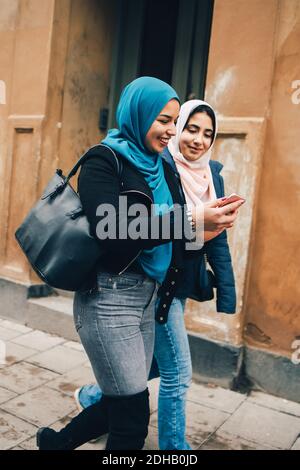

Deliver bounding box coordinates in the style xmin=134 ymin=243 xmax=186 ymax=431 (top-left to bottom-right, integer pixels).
xmin=218 ymin=193 xmax=245 ymax=207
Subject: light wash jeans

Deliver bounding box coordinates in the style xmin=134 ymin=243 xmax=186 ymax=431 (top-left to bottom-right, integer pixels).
xmin=74 ymin=271 xmax=158 ymax=395
xmin=78 ymin=297 xmax=192 ymax=450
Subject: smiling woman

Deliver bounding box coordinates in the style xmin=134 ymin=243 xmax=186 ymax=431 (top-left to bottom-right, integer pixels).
xmin=144 ymin=99 xmax=179 ymax=153
xmin=36 ymin=76 xmax=192 ymax=451
xmin=180 ymin=111 xmax=214 ymax=161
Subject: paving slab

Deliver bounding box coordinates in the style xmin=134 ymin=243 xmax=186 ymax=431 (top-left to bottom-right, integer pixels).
xmin=291 ymin=437 xmax=300 ymax=450
xmin=15 ymin=435 xmax=37 ymax=450
xmin=218 ymin=401 xmax=300 ymax=449
xmin=200 ymin=432 xmax=279 ymax=450
xmin=11 ymin=330 xmax=65 ymax=351
xmin=46 ymin=365 xmax=96 ymax=397
xmin=0 ymin=326 xmax=23 ymax=341
xmin=143 ymin=424 xmax=159 ymax=450
xmin=0 ymin=362 xmax=59 ymax=394
xmin=0 ymin=342 xmax=37 ymax=368
xmin=148 ymin=378 xmax=160 ymax=414
xmin=2 ymin=317 xmax=300 ymax=452
xmin=248 ymin=390 xmax=300 ymax=417
xmin=0 ymin=320 xmax=32 ymax=334
xmin=1 ymin=385 xmax=76 ymax=427
xmin=185 ymin=401 xmax=230 ymax=444
xmin=12 ymin=436 xmax=38 ymax=450
xmin=63 ymin=341 xmax=85 ymax=352
xmin=0 ymin=409 xmax=37 ymax=450
xmin=151 ymin=399 xmax=230 ymax=446
xmin=0 ymin=387 xmax=18 ymax=405
xmin=187 ymin=382 xmax=247 ymax=414
xmin=148 ymin=414 xmax=200 ymax=450
xmin=26 ymin=345 xmax=88 ymax=374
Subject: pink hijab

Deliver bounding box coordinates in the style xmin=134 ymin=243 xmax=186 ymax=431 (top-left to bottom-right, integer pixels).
xmin=168 ymin=99 xmax=217 ymax=210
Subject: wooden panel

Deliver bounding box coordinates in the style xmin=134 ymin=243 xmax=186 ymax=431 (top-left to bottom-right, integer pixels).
xmin=0 ymin=116 xmax=43 ymax=282
xmin=185 ymin=117 xmax=266 ymax=345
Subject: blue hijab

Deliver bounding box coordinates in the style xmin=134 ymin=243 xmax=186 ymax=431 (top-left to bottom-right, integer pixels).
xmin=102 ymin=76 xmax=179 ymax=283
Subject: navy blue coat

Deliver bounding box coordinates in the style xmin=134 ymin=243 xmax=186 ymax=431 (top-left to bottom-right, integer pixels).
xmin=162 ymin=149 xmax=236 ymax=314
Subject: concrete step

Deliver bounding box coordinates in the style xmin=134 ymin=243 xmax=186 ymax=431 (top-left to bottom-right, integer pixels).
xmin=26 ymin=295 xmax=78 ymax=342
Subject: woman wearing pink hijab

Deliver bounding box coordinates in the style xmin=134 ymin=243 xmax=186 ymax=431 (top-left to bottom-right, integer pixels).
xmin=165 ymin=99 xmax=237 ymax=311
xmin=157 ymin=98 xmax=237 ymax=447
xmin=168 ymin=99 xmax=224 ymax=242
xmin=74 ymin=99 xmax=241 ymax=450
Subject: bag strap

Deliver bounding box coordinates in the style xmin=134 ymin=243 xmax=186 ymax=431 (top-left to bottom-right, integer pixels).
xmin=42 ymin=144 xmax=123 ymax=201
xmin=65 ymin=144 xmax=123 ymax=183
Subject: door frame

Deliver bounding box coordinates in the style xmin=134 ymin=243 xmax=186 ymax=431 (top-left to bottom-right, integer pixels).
xmin=108 ymin=0 xmax=214 ymax=128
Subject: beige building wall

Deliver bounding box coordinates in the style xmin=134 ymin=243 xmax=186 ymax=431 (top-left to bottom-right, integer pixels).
xmin=0 ymin=0 xmax=117 ymax=285
xmin=0 ymin=0 xmax=57 ymax=284
xmin=0 ymin=0 xmax=299 ymax=367
xmin=245 ymin=0 xmax=300 ymax=355
xmin=185 ymin=0 xmax=300 ymax=361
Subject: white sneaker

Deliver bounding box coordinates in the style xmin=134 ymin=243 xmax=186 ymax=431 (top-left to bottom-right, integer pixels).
xmin=74 ymin=388 xmax=84 ymax=412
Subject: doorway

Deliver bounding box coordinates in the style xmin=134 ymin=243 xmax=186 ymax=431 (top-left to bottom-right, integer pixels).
xmin=107 ymin=0 xmax=214 ymax=128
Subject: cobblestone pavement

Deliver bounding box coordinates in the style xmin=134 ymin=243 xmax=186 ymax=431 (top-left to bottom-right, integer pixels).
xmin=0 ymin=317 xmax=300 ymax=451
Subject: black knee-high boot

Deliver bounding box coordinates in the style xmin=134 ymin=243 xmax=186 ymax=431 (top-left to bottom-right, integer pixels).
xmin=37 ymin=396 xmax=109 ymax=450
xmin=105 ymin=388 xmax=150 ymax=450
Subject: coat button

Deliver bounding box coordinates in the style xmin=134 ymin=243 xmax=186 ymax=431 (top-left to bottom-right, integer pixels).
xmin=163 ymin=304 xmax=167 ymax=308
xmin=166 ymin=292 xmax=170 ymax=296
xmin=175 ymin=269 xmax=178 ymax=273
xmin=160 ymin=317 xmax=163 ymax=321
xmin=171 ymin=281 xmax=175 ymax=285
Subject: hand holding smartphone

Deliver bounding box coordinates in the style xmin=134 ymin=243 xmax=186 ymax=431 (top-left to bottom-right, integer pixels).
xmin=217 ymin=193 xmax=245 ymax=207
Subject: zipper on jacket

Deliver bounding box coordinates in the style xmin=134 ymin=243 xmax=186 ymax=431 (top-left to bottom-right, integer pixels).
xmin=117 ymin=191 xmax=153 ymax=275
xmin=120 ymin=189 xmax=154 ymax=204
xmin=118 ymin=249 xmax=142 ymax=276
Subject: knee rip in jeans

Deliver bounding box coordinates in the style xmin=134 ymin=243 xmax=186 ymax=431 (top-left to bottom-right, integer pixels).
xmin=74 ymin=295 xmax=84 ymax=332
xmin=74 ymin=313 xmax=82 ymax=332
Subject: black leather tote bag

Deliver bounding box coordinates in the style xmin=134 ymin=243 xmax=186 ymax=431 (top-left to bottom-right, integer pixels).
xmin=15 ymin=144 xmax=121 ymax=291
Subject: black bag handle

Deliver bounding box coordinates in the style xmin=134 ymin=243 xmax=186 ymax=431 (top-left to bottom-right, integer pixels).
xmin=65 ymin=144 xmax=122 ymax=183
xmin=42 ymin=144 xmax=122 ymax=200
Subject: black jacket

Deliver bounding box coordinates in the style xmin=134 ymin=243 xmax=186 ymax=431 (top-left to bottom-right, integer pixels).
xmin=162 ymin=148 xmax=236 ymax=314
xmin=77 ymin=144 xmax=193 ymax=323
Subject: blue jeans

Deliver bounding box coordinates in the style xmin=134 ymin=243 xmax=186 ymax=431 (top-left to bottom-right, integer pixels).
xmin=78 ymin=297 xmax=192 ymax=450
xmin=74 ymin=271 xmax=158 ymax=395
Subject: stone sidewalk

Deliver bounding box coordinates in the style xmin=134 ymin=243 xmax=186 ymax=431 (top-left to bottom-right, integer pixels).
xmin=0 ymin=317 xmax=300 ymax=451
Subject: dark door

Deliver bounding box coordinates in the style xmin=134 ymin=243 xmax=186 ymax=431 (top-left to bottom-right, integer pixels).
xmin=107 ymin=0 xmax=214 ymax=128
